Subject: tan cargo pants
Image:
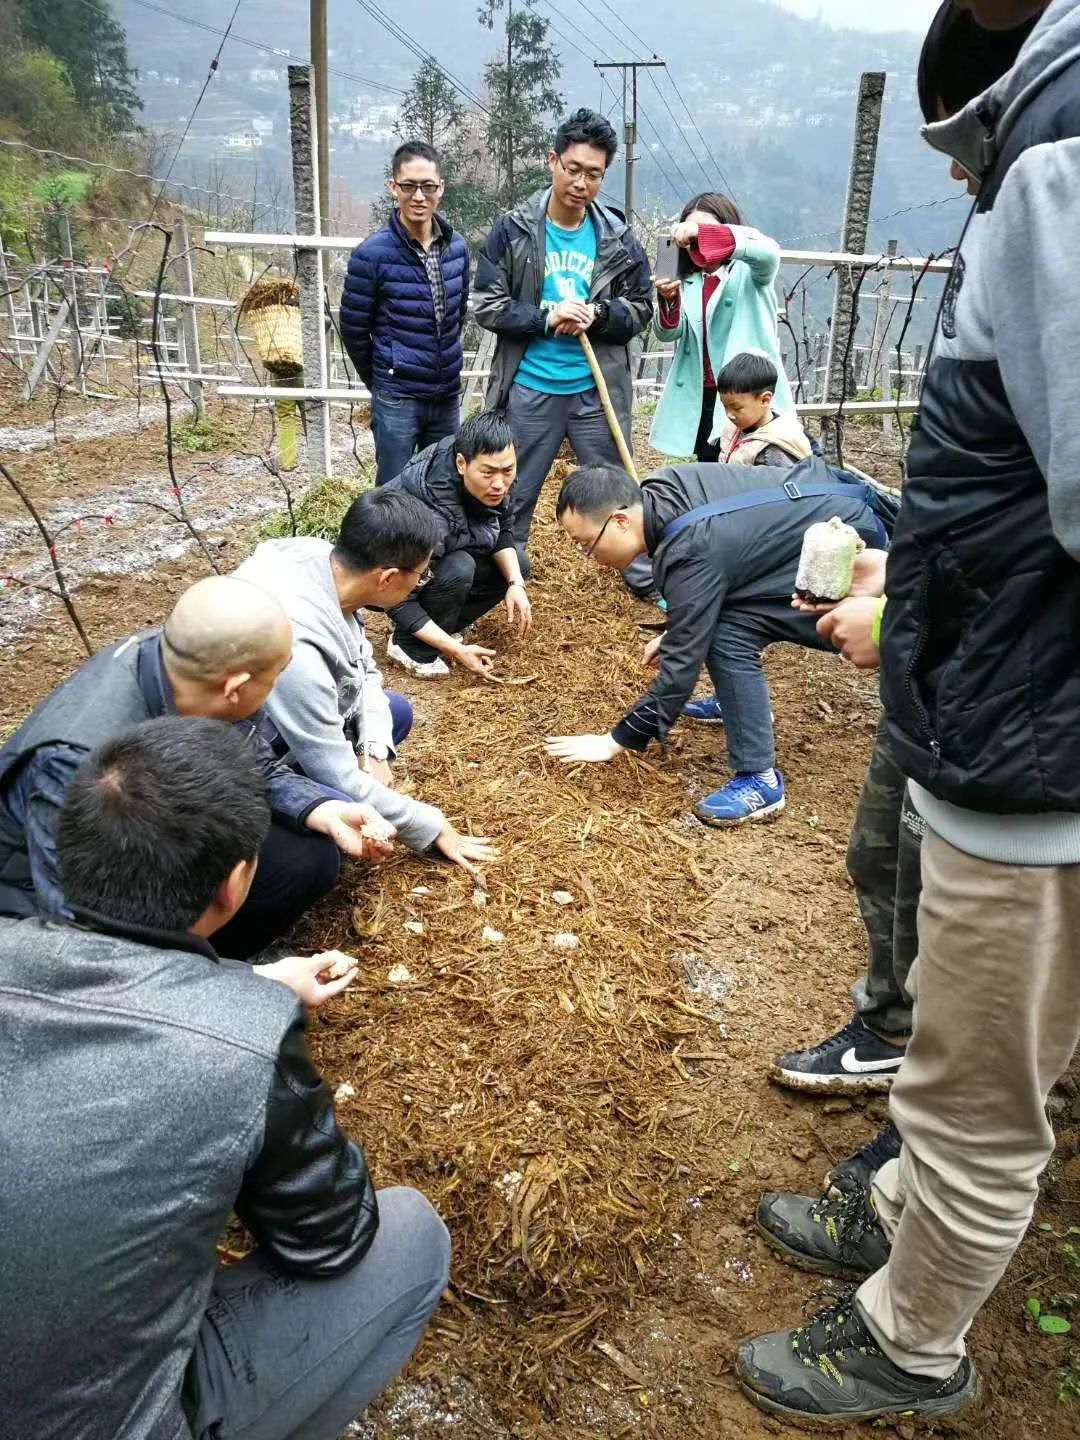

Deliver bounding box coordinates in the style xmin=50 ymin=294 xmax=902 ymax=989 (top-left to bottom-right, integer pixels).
xmin=856 ymin=827 xmax=1080 ymax=1378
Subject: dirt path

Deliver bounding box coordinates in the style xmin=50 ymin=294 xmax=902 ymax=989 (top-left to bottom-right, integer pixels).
xmin=0 ymin=408 xmax=1075 ymax=1439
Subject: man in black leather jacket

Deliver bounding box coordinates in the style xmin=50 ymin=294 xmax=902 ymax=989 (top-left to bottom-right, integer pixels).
xmin=0 ymin=715 xmax=450 ymax=1440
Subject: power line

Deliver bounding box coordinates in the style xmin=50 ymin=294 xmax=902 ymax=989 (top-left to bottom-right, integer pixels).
xmin=588 ymin=0 xmax=656 ymax=58
xmin=642 ymin=68 xmax=711 ymax=191
xmin=545 ymin=0 xmax=716 ymax=204
xmin=567 ymin=0 xmax=739 ymax=201
xmin=350 ymin=0 xmax=490 ymax=114
xmin=83 ymin=0 xmax=406 ymax=94
xmin=655 ymin=68 xmax=740 ymax=202
xmin=791 ymin=193 xmax=967 ymax=249
xmin=533 ymin=1 xmax=693 ymax=202
xmin=597 ymin=72 xmax=680 ymax=212
xmin=146 ymin=0 xmax=244 ymax=226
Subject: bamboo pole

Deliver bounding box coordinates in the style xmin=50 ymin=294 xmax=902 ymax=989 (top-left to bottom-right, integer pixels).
xmin=578 ymin=332 xmax=638 ymax=481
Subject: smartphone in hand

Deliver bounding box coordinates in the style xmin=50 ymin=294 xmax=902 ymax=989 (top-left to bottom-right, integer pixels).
xmin=654 ymin=235 xmax=680 ymax=282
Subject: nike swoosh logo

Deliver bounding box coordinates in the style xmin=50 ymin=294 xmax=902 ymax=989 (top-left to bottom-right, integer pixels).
xmin=840 ymin=1047 xmax=902 ymax=1074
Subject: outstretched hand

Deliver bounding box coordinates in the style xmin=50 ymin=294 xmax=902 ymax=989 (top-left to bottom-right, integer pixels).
xmin=504 ymin=581 xmax=532 ymax=635
xmin=433 ymin=822 xmax=499 ymax=883
xmin=255 ymin=952 xmax=359 ymax=1008
xmin=544 ymin=733 xmax=624 ymax=764
xmin=307 ymin=800 xmax=395 ymax=862
xmin=454 ymin=642 xmax=498 ymax=678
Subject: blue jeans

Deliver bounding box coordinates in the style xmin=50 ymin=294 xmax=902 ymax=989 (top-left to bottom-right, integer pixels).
xmin=706 ymin=600 xmax=834 ymax=774
xmin=371 ymin=391 xmax=459 ymax=486
xmin=386 ymin=690 xmax=413 ymax=751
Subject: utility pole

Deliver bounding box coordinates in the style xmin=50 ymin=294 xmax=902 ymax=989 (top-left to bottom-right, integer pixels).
xmin=822 ymin=70 xmax=886 ymax=458
xmin=506 ymin=0 xmax=514 ymax=199
xmin=594 ymin=59 xmax=665 ymax=220
xmin=310 ymin=0 xmax=329 ymax=233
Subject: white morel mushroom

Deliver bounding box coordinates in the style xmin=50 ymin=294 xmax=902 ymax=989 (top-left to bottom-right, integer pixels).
xmin=795 ymin=515 xmax=866 ymax=605
xmin=316 ymin=949 xmax=356 ymax=980
xmin=550 ymin=932 xmax=580 ymax=951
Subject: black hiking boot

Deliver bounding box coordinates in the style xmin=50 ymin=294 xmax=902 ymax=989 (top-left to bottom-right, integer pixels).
xmin=826 ymin=1121 xmax=903 ymax=1199
xmin=772 ymin=1015 xmax=906 ymax=1094
xmin=738 ymin=1296 xmax=979 ymax=1430
xmin=756 ymin=1185 xmax=891 ymax=1280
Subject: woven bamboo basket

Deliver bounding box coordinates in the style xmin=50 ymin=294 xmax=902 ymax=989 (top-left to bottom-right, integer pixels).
xmin=238 ymin=276 xmax=303 ymax=377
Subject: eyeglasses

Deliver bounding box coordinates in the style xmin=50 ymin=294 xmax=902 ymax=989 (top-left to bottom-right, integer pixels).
xmin=394 ymin=180 xmax=442 ymax=197
xmin=411 ymin=566 xmax=433 ymax=588
xmin=577 ymin=511 xmax=618 ymax=558
xmin=557 ymin=155 xmax=605 ymax=187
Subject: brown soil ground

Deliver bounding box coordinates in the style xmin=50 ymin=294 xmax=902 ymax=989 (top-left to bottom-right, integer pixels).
xmin=0 ymin=398 xmax=1076 ymax=1440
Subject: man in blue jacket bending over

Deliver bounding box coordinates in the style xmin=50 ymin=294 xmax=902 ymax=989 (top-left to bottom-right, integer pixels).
xmin=340 ymin=140 xmax=470 ymax=485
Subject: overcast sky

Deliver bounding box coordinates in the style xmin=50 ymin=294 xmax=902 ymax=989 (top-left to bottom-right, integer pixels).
xmin=776 ymin=0 xmax=941 ymax=30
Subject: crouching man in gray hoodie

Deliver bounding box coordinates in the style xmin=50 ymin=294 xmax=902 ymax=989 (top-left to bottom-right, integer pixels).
xmin=236 ymin=488 xmax=496 ymax=879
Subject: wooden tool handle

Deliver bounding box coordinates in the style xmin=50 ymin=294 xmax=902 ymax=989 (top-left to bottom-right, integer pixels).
xmin=578 ymin=332 xmax=638 ymax=482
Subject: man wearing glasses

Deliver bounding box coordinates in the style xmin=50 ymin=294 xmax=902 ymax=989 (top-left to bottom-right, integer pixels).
xmin=341 ymin=141 xmax=471 ymax=485
xmin=474 ymin=108 xmax=652 ymax=581
xmin=545 ymin=461 xmax=885 ymax=825
xmin=236 ymin=487 xmax=497 ymax=882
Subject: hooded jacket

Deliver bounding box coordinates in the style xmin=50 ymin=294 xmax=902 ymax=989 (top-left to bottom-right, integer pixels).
xmin=235 ymin=539 xmax=444 ymax=852
xmin=0 ymin=911 xmax=376 ymax=1440
xmin=473 ymin=188 xmax=652 ymax=435
xmin=879 ymin=0 xmax=1080 ymax=863
xmin=719 ymin=408 xmax=813 ymax=467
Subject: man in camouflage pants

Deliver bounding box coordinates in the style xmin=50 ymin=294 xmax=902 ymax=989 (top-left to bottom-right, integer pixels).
xmin=768 ymin=725 xmax=923 ymax=1192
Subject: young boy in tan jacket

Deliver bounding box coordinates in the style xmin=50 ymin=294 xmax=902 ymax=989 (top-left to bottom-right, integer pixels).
xmin=716 ymin=351 xmax=812 ymax=468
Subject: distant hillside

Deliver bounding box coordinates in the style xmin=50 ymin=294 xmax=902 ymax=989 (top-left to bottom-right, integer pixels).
xmin=115 ymin=0 xmax=964 ymax=255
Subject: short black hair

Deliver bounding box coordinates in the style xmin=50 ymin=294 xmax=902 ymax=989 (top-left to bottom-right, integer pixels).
xmin=392 ymin=140 xmax=441 ymax=176
xmin=59 ymin=716 xmax=271 ymax=933
xmin=334 ymin=487 xmax=441 ymax=573
xmin=716 ymin=352 xmax=778 ymax=396
xmin=555 ymin=463 xmax=640 ymax=522
xmin=553 ymin=108 xmax=617 ymax=165
xmin=453 ymin=410 xmax=515 ymax=464
xmin=917 ymin=1 xmax=1037 ymax=124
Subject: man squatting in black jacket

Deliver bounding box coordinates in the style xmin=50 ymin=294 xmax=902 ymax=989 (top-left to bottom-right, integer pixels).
xmin=545 ymin=461 xmax=885 ymax=825
xmin=0 ymin=715 xmax=450 ymax=1440
xmin=380 ymin=410 xmax=533 ymax=679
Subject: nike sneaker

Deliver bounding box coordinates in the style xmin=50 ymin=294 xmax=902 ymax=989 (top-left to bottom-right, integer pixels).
xmin=738 ymin=1297 xmax=979 ymax=1427
xmin=771 ymin=1016 xmax=905 ymax=1094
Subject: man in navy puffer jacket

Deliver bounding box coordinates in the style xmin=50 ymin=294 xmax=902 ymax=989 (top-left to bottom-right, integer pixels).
xmin=340 ymin=141 xmax=470 ymax=484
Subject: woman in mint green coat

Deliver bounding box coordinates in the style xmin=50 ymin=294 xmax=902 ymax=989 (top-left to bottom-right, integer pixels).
xmin=649 ymin=193 xmax=793 ymax=460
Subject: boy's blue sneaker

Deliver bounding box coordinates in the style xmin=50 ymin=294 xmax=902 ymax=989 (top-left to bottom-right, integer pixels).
xmin=695 ymin=770 xmax=785 ymax=827
xmin=682 ymin=696 xmax=724 ymax=725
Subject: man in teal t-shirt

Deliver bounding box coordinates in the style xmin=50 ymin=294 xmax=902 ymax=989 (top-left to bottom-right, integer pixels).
xmin=515 ymin=214 xmax=598 ymax=394
xmin=474 ymin=109 xmax=653 ymax=586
